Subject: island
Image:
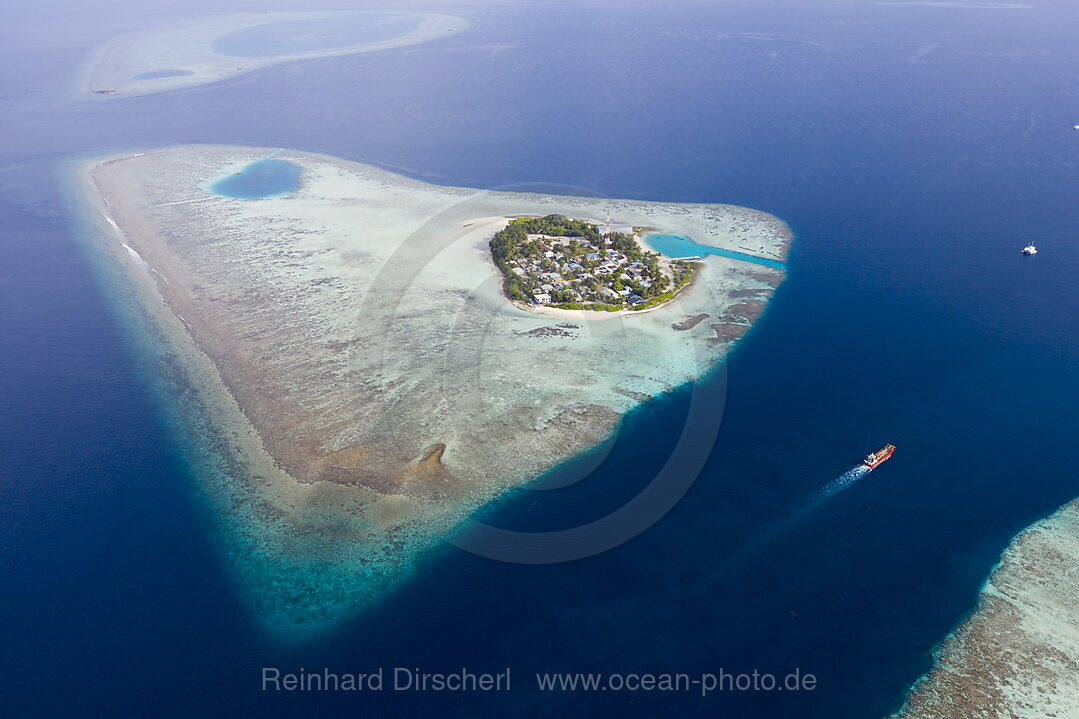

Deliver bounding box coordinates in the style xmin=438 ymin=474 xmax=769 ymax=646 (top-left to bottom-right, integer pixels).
xmin=74 ymin=145 xmax=791 ymax=639
xmin=893 ymin=499 xmax=1079 ymax=719
xmin=490 ymin=215 xmax=697 ymax=311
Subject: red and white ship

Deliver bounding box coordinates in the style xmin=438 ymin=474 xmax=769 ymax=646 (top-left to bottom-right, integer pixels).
xmin=864 ymin=444 xmax=895 ymax=469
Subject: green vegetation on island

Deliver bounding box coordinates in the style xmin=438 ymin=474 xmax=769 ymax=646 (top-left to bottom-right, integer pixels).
xmin=490 ymin=214 xmax=699 ymax=311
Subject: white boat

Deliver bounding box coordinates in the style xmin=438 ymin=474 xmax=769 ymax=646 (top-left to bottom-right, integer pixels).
xmin=1022 ymin=243 xmax=1037 ymax=255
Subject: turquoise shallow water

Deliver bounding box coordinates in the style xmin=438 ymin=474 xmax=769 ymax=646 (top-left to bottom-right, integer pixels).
xmin=644 ymin=233 xmax=787 ymax=269
xmin=208 ymin=158 xmax=300 ymax=199
xmin=211 ymin=15 xmax=422 ymax=58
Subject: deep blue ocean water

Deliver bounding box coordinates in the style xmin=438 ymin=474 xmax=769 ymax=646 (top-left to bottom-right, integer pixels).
xmin=3 ymin=1 xmax=1079 ymax=717
xmin=209 ymin=158 xmax=301 ymax=199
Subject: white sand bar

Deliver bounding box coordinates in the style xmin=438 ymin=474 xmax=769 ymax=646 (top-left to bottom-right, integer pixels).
xmin=80 ymin=11 xmax=473 ymax=98
xmin=78 ymin=145 xmax=790 ymax=638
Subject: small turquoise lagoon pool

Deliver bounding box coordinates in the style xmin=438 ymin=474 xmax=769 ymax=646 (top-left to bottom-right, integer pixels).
xmin=208 ymin=158 xmax=301 ymax=199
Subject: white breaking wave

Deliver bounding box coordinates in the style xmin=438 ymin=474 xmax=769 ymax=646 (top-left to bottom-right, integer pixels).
xmin=101 ymin=212 xmax=123 ymax=235
xmin=102 ymin=212 xmax=164 ymax=280
xmin=121 ymin=242 xmax=151 ymax=272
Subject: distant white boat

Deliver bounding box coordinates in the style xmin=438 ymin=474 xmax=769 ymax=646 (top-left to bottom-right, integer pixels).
xmin=1022 ymin=243 xmax=1037 ymax=255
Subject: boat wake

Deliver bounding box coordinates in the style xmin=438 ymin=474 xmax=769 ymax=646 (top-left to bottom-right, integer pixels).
xmin=789 ymin=464 xmax=873 ymax=525
xmin=819 ymin=464 xmax=872 ymax=499
xmin=725 ymin=464 xmax=875 ymax=567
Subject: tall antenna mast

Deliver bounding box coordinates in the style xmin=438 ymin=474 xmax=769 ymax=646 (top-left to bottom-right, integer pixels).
xmin=605 ymin=208 xmax=611 ymax=248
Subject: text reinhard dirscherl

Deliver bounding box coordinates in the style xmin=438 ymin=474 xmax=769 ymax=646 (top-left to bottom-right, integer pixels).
xmin=262 ymin=667 xmax=510 ymax=693
xmin=261 ymin=667 xmax=818 ymax=697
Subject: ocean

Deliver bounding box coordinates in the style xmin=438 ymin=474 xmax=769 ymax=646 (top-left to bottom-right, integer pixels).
xmin=2 ymin=1 xmax=1079 ymax=716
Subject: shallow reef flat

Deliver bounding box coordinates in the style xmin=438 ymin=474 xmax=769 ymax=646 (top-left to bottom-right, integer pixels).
xmin=894 ymin=500 xmax=1079 ymax=719
xmin=79 ymin=145 xmax=789 ymax=638
xmin=80 ymin=11 xmax=472 ymax=98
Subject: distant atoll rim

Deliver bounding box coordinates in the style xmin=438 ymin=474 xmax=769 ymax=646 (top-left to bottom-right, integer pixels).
xmin=81 ymin=11 xmax=474 ymax=98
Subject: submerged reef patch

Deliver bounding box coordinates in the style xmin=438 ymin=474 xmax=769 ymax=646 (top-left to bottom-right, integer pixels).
xmin=82 ymin=12 xmax=473 ymax=98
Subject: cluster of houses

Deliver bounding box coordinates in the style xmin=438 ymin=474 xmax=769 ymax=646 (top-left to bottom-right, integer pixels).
xmin=507 ymin=233 xmax=654 ymax=307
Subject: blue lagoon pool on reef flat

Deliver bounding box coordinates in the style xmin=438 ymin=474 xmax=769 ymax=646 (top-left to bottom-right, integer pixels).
xmin=644 ymin=233 xmax=787 ymax=269
xmin=208 ymin=159 xmax=300 ymax=199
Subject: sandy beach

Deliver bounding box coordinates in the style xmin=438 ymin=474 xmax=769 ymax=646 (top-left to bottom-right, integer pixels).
xmin=76 ymin=145 xmax=790 ymax=638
